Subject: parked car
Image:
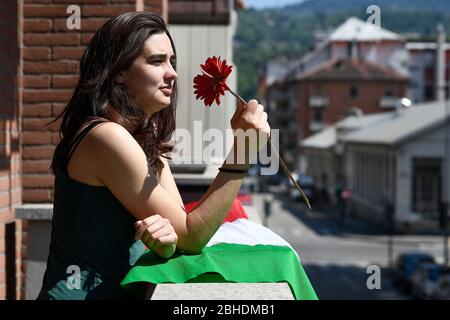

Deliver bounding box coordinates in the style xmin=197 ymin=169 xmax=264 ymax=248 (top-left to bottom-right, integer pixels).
xmin=392 ymin=252 xmax=435 ymax=292
xmin=288 ymin=174 xmax=316 ymax=202
xmin=410 ymin=263 xmax=450 ymax=299
xmin=433 ymin=274 xmax=450 ymax=300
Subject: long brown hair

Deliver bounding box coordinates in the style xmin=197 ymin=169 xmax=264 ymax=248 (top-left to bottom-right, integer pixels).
xmin=47 ymin=11 xmax=178 ymax=176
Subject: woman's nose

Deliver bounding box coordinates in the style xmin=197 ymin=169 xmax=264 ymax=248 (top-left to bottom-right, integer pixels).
xmin=166 ymin=64 xmax=178 ymax=80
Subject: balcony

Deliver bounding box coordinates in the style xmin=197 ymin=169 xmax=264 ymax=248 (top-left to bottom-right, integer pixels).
xmin=379 ymin=96 xmax=398 ymax=109
xmin=309 ymin=95 xmax=329 ymax=108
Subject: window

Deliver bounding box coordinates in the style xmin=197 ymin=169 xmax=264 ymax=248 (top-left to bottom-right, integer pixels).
xmin=412 ymin=158 xmax=441 ymax=217
xmin=349 ymin=85 xmax=358 ymax=98
xmin=313 ymin=109 xmax=323 ymax=122
xmin=384 ymin=86 xmax=394 ymax=97
xmin=424 ymin=85 xmax=434 ymax=101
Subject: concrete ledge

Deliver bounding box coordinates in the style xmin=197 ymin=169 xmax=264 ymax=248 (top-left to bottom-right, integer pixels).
xmin=150 ymin=283 xmax=294 ymax=300
xmin=16 ymin=202 xmax=294 ymax=300
xmin=15 ymin=204 xmax=53 ymax=220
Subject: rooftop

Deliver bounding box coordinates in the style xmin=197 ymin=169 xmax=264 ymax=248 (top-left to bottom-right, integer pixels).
xmin=328 ymin=17 xmax=404 ymax=42
xmin=296 ymin=58 xmax=409 ymax=81
xmin=344 ymin=100 xmax=450 ymax=146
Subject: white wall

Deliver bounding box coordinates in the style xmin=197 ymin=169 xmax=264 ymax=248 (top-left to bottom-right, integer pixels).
xmin=396 ymin=124 xmax=449 ymax=220
xmin=168 ymin=15 xmax=237 ymax=166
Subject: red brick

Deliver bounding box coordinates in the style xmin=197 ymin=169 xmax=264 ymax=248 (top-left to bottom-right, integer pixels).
xmin=24 ymin=33 xmax=80 ymax=46
xmin=81 ymin=33 xmax=94 ymax=45
xmin=0 ymin=179 xmax=9 ymax=194
xmin=22 ymin=131 xmax=52 ymax=145
xmin=24 ymin=0 xmax=52 ymax=3
xmin=23 ymin=117 xmax=60 ymax=131
xmin=0 ymin=208 xmax=13 ymax=223
xmin=23 ymin=75 xmax=50 ymax=88
xmin=52 ymin=46 xmax=85 ymax=60
xmin=21 ymin=246 xmax=27 ymax=260
xmin=0 ymin=192 xmax=21 ymax=209
xmin=22 ymin=103 xmax=52 ymax=117
xmin=82 ymin=5 xmax=135 ymax=17
xmin=24 ymin=5 xmax=70 ymax=18
xmin=22 ymin=160 xmax=52 ymax=174
xmin=52 ymin=75 xmax=79 ymax=88
xmin=54 ymin=17 xmax=107 ymax=32
xmin=22 ymin=189 xmax=52 ymax=202
xmin=23 ymin=146 xmax=55 ymax=160
xmin=22 ymin=47 xmax=50 ymax=61
xmin=52 ymin=103 xmax=67 ymax=117
xmin=22 ymin=174 xmax=55 ymax=188
xmin=23 ymin=89 xmax=73 ymax=103
xmin=52 ymin=133 xmax=62 ymax=144
xmin=54 ymin=0 xmax=108 ymax=3
xmin=0 ymin=176 xmax=21 ymax=193
xmin=23 ymin=19 xmax=51 ymax=32
xmin=24 ymin=61 xmax=78 ymax=74
xmin=0 ymin=285 xmax=5 ymax=300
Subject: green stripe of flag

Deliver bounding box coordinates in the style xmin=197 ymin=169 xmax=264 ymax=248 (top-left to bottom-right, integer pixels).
xmin=121 ymin=243 xmax=318 ymax=300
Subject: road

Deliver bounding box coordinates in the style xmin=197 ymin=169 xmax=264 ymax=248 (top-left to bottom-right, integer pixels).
xmin=250 ymin=188 xmax=448 ymax=300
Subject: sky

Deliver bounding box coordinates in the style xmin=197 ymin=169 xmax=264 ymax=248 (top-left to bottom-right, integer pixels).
xmin=243 ymin=0 xmax=306 ymax=9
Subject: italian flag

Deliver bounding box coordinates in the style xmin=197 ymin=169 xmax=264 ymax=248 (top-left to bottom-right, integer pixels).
xmin=121 ymin=199 xmax=318 ymax=300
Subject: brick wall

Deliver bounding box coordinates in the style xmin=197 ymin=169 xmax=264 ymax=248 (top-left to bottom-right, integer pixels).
xmin=0 ymin=0 xmax=24 ymax=300
xmin=0 ymin=0 xmax=164 ymax=300
xmin=22 ymin=0 xmax=165 ymax=204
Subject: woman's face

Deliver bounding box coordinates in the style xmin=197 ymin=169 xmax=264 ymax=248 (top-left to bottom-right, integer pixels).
xmin=119 ymin=32 xmax=177 ymax=116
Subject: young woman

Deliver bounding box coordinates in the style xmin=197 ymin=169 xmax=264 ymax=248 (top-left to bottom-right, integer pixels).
xmin=37 ymin=11 xmax=270 ymax=300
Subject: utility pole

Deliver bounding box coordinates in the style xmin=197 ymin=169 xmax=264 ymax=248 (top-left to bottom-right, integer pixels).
xmin=443 ymin=84 xmax=449 ymax=266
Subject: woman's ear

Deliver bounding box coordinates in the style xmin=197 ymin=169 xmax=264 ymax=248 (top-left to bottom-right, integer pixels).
xmin=116 ymin=70 xmax=129 ymax=84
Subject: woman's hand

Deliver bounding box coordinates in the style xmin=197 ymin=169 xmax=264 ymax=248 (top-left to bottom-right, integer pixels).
xmin=134 ymin=214 xmax=178 ymax=258
xmin=229 ymin=99 xmax=271 ymax=165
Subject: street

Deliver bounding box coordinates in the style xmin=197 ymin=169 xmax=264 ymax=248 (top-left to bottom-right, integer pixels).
xmin=250 ymin=188 xmax=449 ymax=300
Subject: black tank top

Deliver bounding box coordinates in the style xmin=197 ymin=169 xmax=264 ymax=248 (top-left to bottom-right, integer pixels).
xmin=37 ymin=120 xmax=145 ymax=300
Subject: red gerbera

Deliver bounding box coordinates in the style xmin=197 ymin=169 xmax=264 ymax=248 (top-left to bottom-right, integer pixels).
xmin=193 ymin=56 xmax=233 ymax=107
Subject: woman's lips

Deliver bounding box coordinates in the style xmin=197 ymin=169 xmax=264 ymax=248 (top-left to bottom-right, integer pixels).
xmin=160 ymin=88 xmax=172 ymax=95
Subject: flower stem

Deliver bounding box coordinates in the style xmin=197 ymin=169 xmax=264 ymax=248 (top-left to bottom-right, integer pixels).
xmin=227 ymin=88 xmax=312 ymax=211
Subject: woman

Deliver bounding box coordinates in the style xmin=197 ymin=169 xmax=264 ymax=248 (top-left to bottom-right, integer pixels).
xmin=38 ymin=11 xmax=270 ymax=300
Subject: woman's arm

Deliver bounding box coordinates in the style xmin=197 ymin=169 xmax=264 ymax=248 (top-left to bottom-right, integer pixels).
xmin=156 ymin=154 xmax=185 ymax=211
xmin=87 ymin=99 xmax=269 ymax=253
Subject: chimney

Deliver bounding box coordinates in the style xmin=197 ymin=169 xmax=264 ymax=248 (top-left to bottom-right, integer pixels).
xmin=436 ymin=23 xmax=446 ymax=102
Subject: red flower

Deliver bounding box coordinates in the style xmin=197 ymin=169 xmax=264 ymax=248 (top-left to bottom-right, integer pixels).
xmin=193 ymin=56 xmax=233 ymax=107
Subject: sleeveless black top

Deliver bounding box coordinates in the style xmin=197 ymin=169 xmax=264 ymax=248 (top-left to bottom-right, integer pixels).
xmin=37 ymin=120 xmax=145 ymax=300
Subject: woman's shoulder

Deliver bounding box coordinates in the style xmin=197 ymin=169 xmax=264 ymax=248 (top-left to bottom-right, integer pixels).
xmin=85 ymin=121 xmax=138 ymax=149
xmin=84 ymin=121 xmax=147 ymax=171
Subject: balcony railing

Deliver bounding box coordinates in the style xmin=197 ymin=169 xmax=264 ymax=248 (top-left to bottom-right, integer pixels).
xmin=309 ymin=95 xmax=329 ymax=108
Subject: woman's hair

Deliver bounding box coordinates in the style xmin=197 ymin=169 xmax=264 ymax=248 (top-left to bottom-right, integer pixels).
xmin=47 ymin=11 xmax=178 ymax=176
